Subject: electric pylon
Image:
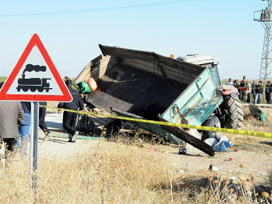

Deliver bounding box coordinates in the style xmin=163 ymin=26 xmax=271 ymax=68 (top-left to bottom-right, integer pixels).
xmin=254 ymin=0 xmax=272 ymax=82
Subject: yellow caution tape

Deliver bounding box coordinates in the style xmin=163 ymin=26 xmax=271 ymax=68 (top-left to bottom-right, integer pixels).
xmin=40 ymin=105 xmax=272 ymax=139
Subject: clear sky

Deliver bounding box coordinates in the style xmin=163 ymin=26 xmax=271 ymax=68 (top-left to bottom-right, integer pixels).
xmin=0 ymin=0 xmax=266 ymax=80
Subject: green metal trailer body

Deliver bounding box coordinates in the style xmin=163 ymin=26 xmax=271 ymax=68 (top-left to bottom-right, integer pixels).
xmin=162 ymin=68 xmax=223 ymax=126
xmin=75 ymin=45 xmax=227 ymax=156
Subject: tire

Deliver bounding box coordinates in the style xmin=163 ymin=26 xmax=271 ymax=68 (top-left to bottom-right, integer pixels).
xmin=202 ymin=115 xmax=221 ymax=141
xmin=220 ymin=95 xmax=244 ymax=129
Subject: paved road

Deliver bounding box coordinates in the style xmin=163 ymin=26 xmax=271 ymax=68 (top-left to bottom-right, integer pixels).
xmin=38 ymin=113 xmax=99 ymax=159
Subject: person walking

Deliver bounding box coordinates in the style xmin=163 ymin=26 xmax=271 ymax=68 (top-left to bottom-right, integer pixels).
xmin=58 ymin=80 xmax=84 ymax=142
xmin=251 ymin=80 xmax=256 ymax=103
xmin=265 ymin=81 xmax=272 ymax=104
xmin=255 ymin=81 xmax=263 ymax=104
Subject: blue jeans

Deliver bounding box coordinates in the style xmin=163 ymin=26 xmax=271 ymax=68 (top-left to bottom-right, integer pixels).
xmin=255 ymin=93 xmax=262 ymax=104
xmin=18 ymin=125 xmax=31 ymax=154
xmin=17 ymin=113 xmax=31 ymax=154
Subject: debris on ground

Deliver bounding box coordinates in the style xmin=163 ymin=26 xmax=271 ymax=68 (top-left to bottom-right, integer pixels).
xmin=247 ymin=104 xmax=267 ymax=122
xmin=204 ymin=132 xmax=233 ymax=152
xmin=209 ymin=164 xmax=218 ymax=171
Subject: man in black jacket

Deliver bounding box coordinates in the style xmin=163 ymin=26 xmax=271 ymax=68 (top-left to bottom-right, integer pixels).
xmin=255 ymin=81 xmax=263 ymax=104
xmin=265 ymin=81 xmax=272 ymax=104
xmin=58 ymin=80 xmax=84 ymax=142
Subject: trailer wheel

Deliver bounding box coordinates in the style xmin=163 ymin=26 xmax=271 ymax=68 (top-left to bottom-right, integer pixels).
xmin=202 ymin=115 xmax=220 ymax=141
xmin=220 ymin=95 xmax=244 ymax=129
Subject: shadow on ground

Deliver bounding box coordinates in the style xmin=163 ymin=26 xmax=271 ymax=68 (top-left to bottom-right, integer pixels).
xmin=46 ymin=121 xmax=62 ymax=129
xmin=260 ymin=141 xmax=272 ymax=146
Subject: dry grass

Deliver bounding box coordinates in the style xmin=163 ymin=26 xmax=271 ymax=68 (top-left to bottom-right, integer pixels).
xmin=1 ymin=106 xmax=272 ymax=203
xmin=243 ymin=106 xmax=272 ymax=129
xmin=264 ymin=169 xmax=272 ymax=187
xmin=224 ymin=107 xmax=272 ymax=154
xmin=0 ymin=142 xmax=172 ymax=204
xmin=0 ymin=140 xmax=271 ymax=204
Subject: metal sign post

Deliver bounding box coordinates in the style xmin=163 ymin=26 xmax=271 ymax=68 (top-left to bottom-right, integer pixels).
xmin=0 ymin=33 xmax=72 ymax=199
xmin=30 ymin=102 xmax=39 ymax=197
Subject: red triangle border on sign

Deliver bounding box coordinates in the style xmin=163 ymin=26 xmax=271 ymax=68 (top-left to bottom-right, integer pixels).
xmin=0 ymin=34 xmax=72 ymax=102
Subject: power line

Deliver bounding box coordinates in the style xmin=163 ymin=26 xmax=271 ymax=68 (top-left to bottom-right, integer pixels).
xmin=0 ymin=0 xmax=199 ymax=17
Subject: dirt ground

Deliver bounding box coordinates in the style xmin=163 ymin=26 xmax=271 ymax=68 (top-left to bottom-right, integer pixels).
xmin=39 ymin=106 xmax=272 ymax=183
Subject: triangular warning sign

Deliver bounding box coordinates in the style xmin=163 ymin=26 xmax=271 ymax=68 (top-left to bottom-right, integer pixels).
xmin=0 ymin=34 xmax=72 ymax=102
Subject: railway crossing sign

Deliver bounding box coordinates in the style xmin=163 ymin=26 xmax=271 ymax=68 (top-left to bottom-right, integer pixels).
xmin=0 ymin=34 xmax=73 ymax=200
xmin=0 ymin=33 xmax=72 ymax=102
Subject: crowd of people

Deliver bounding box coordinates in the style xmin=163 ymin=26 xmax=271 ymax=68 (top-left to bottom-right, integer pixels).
xmin=0 ymin=79 xmax=84 ymax=156
xmin=226 ymin=76 xmax=272 ymax=104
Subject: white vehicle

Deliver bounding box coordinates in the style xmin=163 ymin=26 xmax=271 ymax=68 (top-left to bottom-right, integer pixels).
xmin=177 ymin=54 xmax=218 ymax=68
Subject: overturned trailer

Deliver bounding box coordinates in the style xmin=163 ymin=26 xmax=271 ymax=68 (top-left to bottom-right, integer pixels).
xmin=75 ymin=45 xmax=244 ymax=156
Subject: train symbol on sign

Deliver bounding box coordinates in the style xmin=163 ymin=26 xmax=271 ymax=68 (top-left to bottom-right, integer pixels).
xmin=16 ymin=64 xmax=52 ymax=92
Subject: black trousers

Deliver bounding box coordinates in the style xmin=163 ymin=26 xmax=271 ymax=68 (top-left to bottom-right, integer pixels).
xmin=266 ymin=93 xmax=271 ymax=104
xmin=3 ymin=139 xmax=17 ymax=151
xmin=246 ymin=93 xmax=251 ymax=103
xmin=63 ymin=111 xmax=77 ymax=136
xmin=252 ymin=93 xmax=256 ymax=103
xmin=39 ymin=102 xmax=48 ymax=132
xmin=240 ymin=91 xmax=246 ymax=102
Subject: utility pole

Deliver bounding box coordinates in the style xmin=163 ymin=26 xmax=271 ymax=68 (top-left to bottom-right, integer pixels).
xmin=254 ymin=0 xmax=272 ymax=82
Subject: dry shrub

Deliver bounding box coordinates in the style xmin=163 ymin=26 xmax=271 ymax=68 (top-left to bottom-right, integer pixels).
xmin=178 ymin=175 xmax=268 ymax=204
xmin=0 ymin=142 xmax=173 ymax=204
xmin=109 ymin=129 xmax=166 ymax=146
xmin=264 ymin=169 xmax=272 ymax=187
xmin=0 ymin=158 xmax=31 ymax=203
xmin=0 ymin=141 xmax=270 ymax=204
